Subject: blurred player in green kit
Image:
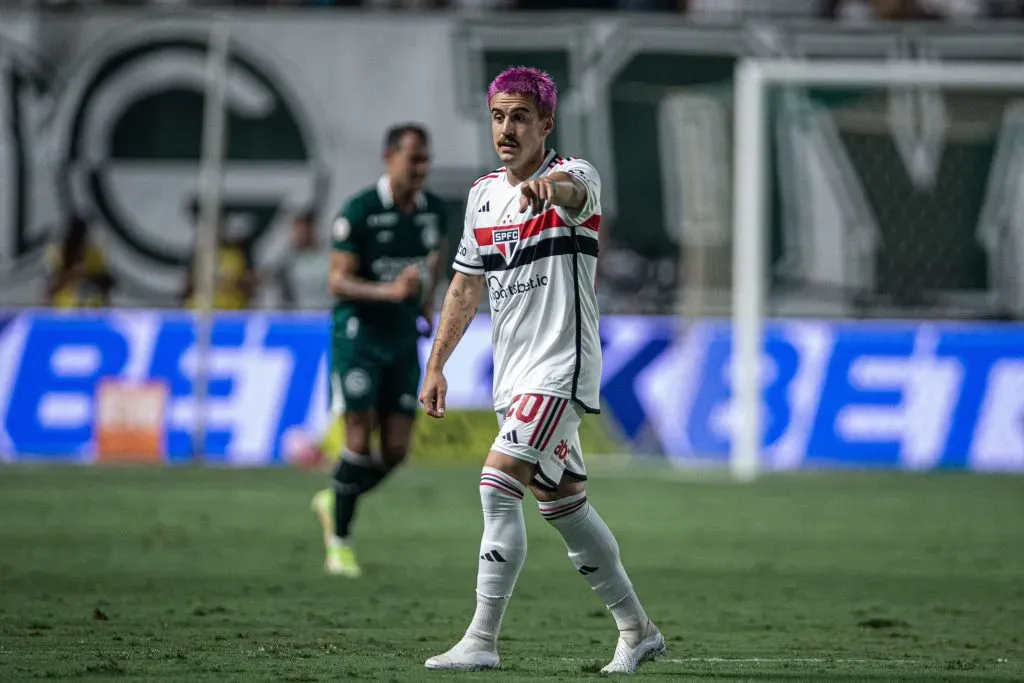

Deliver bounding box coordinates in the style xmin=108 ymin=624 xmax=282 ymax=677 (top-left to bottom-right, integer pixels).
xmin=311 ymin=124 xmax=448 ymax=577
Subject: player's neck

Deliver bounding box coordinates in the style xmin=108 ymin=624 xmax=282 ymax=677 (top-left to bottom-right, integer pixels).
xmin=506 ymin=148 xmax=548 ymax=186
xmin=389 ymin=178 xmax=418 ymax=214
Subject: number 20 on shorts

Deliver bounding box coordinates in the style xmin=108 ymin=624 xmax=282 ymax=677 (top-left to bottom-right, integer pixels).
xmin=506 ymin=394 xmax=545 ymax=422
xmin=506 ymin=394 xmax=571 ymax=459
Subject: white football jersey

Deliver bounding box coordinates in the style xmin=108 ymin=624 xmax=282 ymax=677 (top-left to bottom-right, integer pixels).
xmin=453 ymin=150 xmax=602 ymax=414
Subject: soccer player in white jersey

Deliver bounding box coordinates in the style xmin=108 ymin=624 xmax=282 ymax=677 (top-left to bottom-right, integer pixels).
xmin=418 ymin=67 xmax=665 ymax=675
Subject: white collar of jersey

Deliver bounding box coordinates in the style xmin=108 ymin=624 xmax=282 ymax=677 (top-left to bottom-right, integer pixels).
xmin=504 ymin=149 xmax=558 ymax=187
xmin=377 ymin=175 xmax=426 ymax=211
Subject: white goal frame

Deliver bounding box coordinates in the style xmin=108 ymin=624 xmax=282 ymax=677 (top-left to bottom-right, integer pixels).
xmin=730 ymin=59 xmax=1024 ymax=482
xmin=192 ymin=21 xmax=232 ymax=462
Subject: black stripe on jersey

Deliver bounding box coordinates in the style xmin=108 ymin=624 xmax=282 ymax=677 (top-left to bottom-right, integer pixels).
xmin=480 ymin=234 xmax=598 ymax=273
xmin=454 ymin=258 xmax=483 ymax=273
xmin=570 ymin=225 xmax=600 ymax=415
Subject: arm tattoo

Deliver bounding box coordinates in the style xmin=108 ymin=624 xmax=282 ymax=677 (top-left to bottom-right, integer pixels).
xmin=565 ymin=176 xmax=589 ymax=208
xmin=428 ymin=276 xmax=480 ymax=370
xmin=569 ymin=179 xmax=585 ymax=205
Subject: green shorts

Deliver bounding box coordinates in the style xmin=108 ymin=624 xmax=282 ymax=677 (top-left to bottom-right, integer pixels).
xmin=329 ymin=338 xmax=421 ymax=418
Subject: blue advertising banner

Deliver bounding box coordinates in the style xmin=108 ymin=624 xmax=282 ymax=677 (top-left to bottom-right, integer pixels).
xmin=602 ymin=317 xmax=1024 ymax=473
xmin=0 ymin=310 xmax=1021 ymax=472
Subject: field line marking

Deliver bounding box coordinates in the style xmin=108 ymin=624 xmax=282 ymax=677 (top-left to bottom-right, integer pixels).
xmin=562 ymin=656 xmax=924 ymax=665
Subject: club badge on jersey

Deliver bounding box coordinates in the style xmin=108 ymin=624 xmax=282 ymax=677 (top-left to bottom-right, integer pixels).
xmin=493 ymin=228 xmax=519 ymax=262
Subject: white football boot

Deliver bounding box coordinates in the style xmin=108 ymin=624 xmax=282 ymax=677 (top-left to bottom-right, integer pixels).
xmin=600 ymin=619 xmax=666 ymax=674
xmin=424 ymin=635 xmax=499 ymax=671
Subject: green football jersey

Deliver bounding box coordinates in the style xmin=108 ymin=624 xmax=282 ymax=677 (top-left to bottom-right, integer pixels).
xmin=331 ymin=175 xmax=447 ymax=341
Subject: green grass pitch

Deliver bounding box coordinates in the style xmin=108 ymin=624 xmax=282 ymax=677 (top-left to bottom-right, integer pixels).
xmin=1 ymin=464 xmax=1022 ymax=681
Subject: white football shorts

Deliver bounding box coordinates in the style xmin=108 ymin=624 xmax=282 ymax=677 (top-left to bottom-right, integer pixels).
xmin=491 ymin=393 xmax=587 ymax=491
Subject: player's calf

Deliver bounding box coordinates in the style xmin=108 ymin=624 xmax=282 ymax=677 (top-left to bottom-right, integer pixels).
xmin=537 ymin=487 xmax=661 ymax=663
xmin=425 ymin=463 xmax=526 ymax=670
xmin=470 ymin=465 xmax=527 ymax=642
xmin=331 ymin=448 xmax=389 ymax=540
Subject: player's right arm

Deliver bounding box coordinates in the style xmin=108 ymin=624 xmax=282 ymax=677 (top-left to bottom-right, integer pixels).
xmin=328 ymin=202 xmax=418 ymax=304
xmin=419 ymin=272 xmax=483 ymax=418
xmin=419 ymin=192 xmax=486 ymax=418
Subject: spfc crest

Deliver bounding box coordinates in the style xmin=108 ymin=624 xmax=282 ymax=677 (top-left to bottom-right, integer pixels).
xmin=492 ymin=227 xmax=519 ymax=262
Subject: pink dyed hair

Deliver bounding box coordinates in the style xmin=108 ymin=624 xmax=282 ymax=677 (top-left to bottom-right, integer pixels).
xmin=487 ymin=66 xmax=557 ymax=116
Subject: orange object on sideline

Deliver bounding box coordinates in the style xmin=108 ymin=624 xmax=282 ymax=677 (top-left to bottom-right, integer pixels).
xmin=94 ymin=379 xmax=168 ymax=464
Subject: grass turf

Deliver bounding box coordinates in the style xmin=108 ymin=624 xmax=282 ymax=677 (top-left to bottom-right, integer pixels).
xmin=0 ymin=465 xmax=1022 ymax=682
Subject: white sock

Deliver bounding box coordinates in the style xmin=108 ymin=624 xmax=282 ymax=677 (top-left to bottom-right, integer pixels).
xmin=466 ymin=467 xmax=527 ymax=645
xmin=539 ymin=492 xmax=650 ymax=646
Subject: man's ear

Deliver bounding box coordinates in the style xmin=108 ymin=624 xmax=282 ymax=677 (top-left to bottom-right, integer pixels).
xmin=543 ymin=114 xmax=555 ymax=137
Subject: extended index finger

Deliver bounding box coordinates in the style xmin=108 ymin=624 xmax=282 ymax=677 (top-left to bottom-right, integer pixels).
xmin=519 ymin=186 xmax=533 ymax=213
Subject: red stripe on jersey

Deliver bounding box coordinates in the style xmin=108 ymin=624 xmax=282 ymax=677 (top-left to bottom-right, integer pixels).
xmin=473 ymin=209 xmax=601 ymax=247
xmin=472 ymin=173 xmax=500 ymax=187
xmin=578 ymin=213 xmax=601 ymax=232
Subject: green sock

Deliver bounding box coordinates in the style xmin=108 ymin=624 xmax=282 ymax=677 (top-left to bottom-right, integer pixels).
xmin=332 ymin=453 xmax=388 ymax=541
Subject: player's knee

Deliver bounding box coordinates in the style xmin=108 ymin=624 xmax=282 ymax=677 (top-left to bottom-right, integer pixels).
xmin=377 ymin=414 xmax=414 ymax=469
xmin=479 ymin=466 xmax=526 ymax=507
xmin=343 ymin=414 xmax=374 ymax=455
xmin=483 ymin=450 xmax=534 ymax=489
xmin=344 ymin=438 xmax=372 ymax=457
xmin=532 ymin=478 xmax=585 ymax=504
xmin=379 ymin=445 xmax=408 ymax=469
xmin=537 ymin=489 xmax=591 ymax=530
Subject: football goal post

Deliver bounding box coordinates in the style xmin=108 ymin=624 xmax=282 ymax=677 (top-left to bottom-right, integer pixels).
xmin=192 ymin=21 xmax=231 ymax=462
xmin=731 ymin=59 xmax=1024 ymax=482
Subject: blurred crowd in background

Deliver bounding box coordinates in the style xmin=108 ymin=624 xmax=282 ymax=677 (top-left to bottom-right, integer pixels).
xmin=44 ymin=212 xmax=329 ymax=312
xmin=9 ymin=0 xmax=1024 ymax=317
xmin=21 ymin=0 xmax=1024 ymax=20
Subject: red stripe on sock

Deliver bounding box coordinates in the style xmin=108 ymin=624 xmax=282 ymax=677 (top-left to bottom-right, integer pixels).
xmin=541 ymin=497 xmax=588 ymax=520
xmin=483 ymin=468 xmax=524 ymax=492
xmin=481 ymin=472 xmax=522 ymax=490
xmin=480 ymin=472 xmax=524 ymax=498
xmin=480 ymin=481 xmax=524 ymax=499
xmin=539 ymin=495 xmax=587 ymax=515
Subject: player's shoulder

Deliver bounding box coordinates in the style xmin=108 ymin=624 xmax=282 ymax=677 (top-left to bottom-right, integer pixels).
xmin=332 ymin=185 xmax=377 ymax=242
xmin=471 ymin=167 xmax=504 ymax=191
xmin=472 ymin=166 xmax=504 ymax=186
xmin=546 ymin=154 xmax=597 ymax=178
xmin=340 ymin=185 xmax=381 ymax=218
xmin=464 ymin=167 xmax=504 ymax=213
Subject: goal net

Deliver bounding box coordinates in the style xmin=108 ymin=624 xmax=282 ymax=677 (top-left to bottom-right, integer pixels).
xmin=731 ymin=59 xmax=1024 ymax=481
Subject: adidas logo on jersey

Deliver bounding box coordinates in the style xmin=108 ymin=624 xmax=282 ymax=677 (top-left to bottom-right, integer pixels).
xmin=500 ymin=430 xmax=519 ymax=445
xmin=578 ymin=565 xmax=599 ymax=576
xmin=478 ymin=201 xmax=490 ymax=213
xmin=480 ymin=550 xmax=506 ymax=563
